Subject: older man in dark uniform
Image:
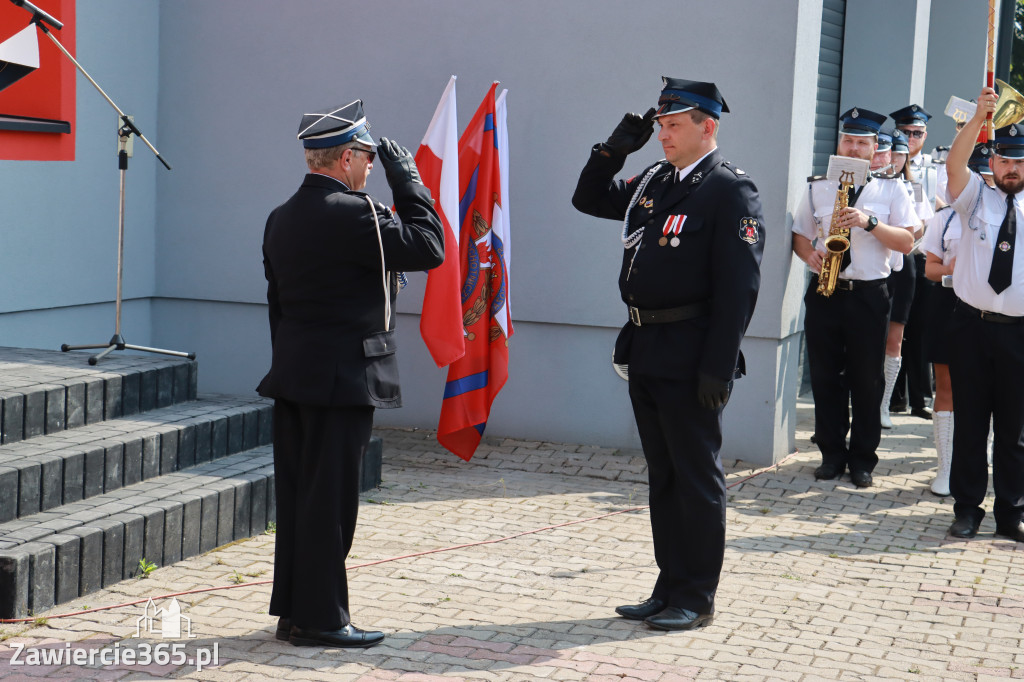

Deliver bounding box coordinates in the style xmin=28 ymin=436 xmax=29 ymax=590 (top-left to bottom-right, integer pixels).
xmin=572 ymin=77 xmax=765 ymax=631
xmin=258 ymin=100 xmax=444 ymax=647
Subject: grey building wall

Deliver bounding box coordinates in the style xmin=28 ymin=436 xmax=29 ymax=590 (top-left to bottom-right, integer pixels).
xmin=13 ymin=1 xmax=989 ymax=464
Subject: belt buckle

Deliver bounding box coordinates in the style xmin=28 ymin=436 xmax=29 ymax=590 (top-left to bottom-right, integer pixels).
xmin=629 ymin=306 xmax=642 ymax=326
xmin=837 ymin=279 xmax=853 ymax=291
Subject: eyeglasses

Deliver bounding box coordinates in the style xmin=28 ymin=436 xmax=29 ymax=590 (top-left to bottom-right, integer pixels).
xmin=351 ymin=147 xmax=376 ymax=163
xmin=899 ymin=128 xmax=926 ymax=139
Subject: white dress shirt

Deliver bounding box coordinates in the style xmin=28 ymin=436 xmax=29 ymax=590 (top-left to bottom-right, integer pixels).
xmin=920 ymin=206 xmax=960 ymax=267
xmin=950 ymin=173 xmax=1024 ymax=315
xmin=910 ymin=153 xmax=938 ymax=206
xmin=792 ymin=176 xmax=919 ymax=281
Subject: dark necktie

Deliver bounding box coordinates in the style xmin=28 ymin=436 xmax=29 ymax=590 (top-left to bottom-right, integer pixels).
xmin=989 ymin=193 xmax=1016 ymax=294
xmin=840 ymin=185 xmax=864 ymax=272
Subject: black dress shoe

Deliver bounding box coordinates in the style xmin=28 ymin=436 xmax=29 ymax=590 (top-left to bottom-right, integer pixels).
xmin=615 ymin=597 xmax=666 ymax=621
xmin=275 ymin=617 xmax=290 ymax=641
xmin=289 ymin=624 xmax=385 ymax=648
xmin=849 ymin=470 xmax=873 ymax=488
xmin=948 ymin=516 xmax=981 ymax=538
xmin=994 ymin=521 xmax=1024 ymax=542
xmin=910 ymin=406 xmax=933 ymax=420
xmin=644 ymin=606 xmax=714 ymax=631
xmin=814 ymin=463 xmax=844 ymax=480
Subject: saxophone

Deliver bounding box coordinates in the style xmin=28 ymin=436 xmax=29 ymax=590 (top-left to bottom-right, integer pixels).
xmin=816 ymin=170 xmax=855 ymax=297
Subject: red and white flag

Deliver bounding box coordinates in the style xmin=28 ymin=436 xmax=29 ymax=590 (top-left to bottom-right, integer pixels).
xmin=416 ymin=75 xmax=466 ymax=368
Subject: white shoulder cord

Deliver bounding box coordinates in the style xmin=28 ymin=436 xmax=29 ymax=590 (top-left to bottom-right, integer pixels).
xmin=621 ymin=163 xmax=663 ymax=250
xmin=365 ymin=196 xmax=391 ymax=332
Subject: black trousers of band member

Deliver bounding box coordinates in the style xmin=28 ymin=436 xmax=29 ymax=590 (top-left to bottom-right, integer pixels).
xmin=269 ymin=398 xmax=374 ymax=630
xmin=893 ymin=255 xmax=934 ymax=410
xmin=948 ymin=308 xmax=1024 ymax=528
xmin=804 ymin=280 xmax=890 ymax=473
xmin=628 ymin=371 xmax=725 ymax=615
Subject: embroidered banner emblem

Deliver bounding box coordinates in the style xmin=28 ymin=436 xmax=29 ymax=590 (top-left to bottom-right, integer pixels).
xmin=739 ymin=217 xmax=760 ymax=245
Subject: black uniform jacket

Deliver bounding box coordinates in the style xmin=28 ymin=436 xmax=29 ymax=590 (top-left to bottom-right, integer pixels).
xmin=257 ymin=173 xmax=444 ymax=408
xmin=572 ymin=145 xmax=765 ymax=383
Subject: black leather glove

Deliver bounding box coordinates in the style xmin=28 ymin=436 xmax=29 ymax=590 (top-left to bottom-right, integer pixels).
xmin=376 ymin=136 xmax=423 ymax=187
xmin=697 ymin=371 xmax=733 ymax=410
xmin=604 ymin=107 xmax=656 ymax=156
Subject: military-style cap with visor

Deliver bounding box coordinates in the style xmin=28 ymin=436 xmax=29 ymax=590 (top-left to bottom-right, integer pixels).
xmin=653 ymin=77 xmax=729 ymax=120
xmin=297 ymin=100 xmax=376 ymax=149
xmin=993 ymin=123 xmax=1024 ymax=159
xmin=890 ymin=104 xmax=932 ymax=127
xmin=839 ymin=107 xmax=886 ymax=137
xmin=969 ymin=143 xmax=994 ymax=175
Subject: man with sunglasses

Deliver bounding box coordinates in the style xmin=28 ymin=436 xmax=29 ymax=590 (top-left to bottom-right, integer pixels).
xmin=889 ymin=104 xmax=937 ymax=424
xmin=258 ymin=99 xmax=444 ymax=648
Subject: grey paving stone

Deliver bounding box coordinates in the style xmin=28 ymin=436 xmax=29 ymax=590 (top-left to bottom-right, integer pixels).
xmin=0 ymin=466 xmax=18 ymax=523
xmin=81 ymin=518 xmax=124 ymax=587
xmin=62 ymin=450 xmax=85 ymax=504
xmin=154 ymin=500 xmax=183 ymax=565
xmin=83 ymin=446 xmax=105 ymax=499
xmin=257 ymin=403 xmax=273 ymax=446
xmin=38 ymin=454 xmax=63 ymax=511
xmin=176 ymin=493 xmax=202 ymax=559
xmin=104 ymin=375 xmax=123 ymax=420
xmin=198 ymin=489 xmax=220 ymax=553
xmin=216 ymin=484 xmax=235 ymax=547
xmin=40 ymin=533 xmax=81 ymax=603
xmin=193 ymin=418 xmax=212 ymax=464
xmin=104 ymin=442 xmax=124 ymax=492
xmin=122 ymin=438 xmax=143 ymax=486
xmin=160 ymin=429 xmax=178 ymax=474
xmin=156 ymin=366 xmax=173 ymax=408
xmin=249 ymin=475 xmax=268 ymax=536
xmin=121 ymin=371 xmax=140 ymax=417
xmin=24 ymin=389 xmax=45 ymax=439
xmin=242 ymin=410 xmax=259 ymax=451
xmin=0 ymin=546 xmax=30 ymax=618
xmin=108 ymin=512 xmax=144 ymax=580
xmin=211 ymin=418 xmax=228 ymax=459
xmin=44 ymin=385 xmax=65 ymax=434
xmin=1 ymin=392 xmax=24 ymax=444
xmin=188 ymin=361 xmax=198 ymax=399
xmin=177 ymin=423 xmax=196 ymax=470
xmin=227 ymin=412 xmax=244 ymax=454
xmin=84 ymin=378 xmax=104 ymax=424
xmin=141 ymin=432 xmax=160 ymax=479
xmin=173 ymin=363 xmax=189 ymax=404
xmin=23 ymin=540 xmax=56 ymax=615
xmin=65 ymin=525 xmax=103 ymax=596
xmin=135 ymin=505 xmax=166 ymax=568
xmin=17 ymin=461 xmax=41 ymax=518
xmin=231 ymin=478 xmax=252 ymax=541
xmin=139 ymin=368 xmax=157 ymax=412
xmin=65 ymin=381 xmax=86 ymax=429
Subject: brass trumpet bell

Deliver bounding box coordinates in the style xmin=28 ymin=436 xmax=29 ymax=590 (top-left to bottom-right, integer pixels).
xmin=993 ymin=79 xmax=1024 ymax=129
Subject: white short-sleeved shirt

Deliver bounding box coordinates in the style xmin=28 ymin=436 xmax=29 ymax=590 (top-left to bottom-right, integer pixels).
xmin=905 ymin=179 xmax=934 ymax=223
xmin=950 ymin=172 xmax=1024 ymax=315
xmin=792 ymin=176 xmax=919 ymax=281
xmin=936 ymin=163 xmax=949 ymax=205
xmin=920 ymin=207 xmax=960 ymax=267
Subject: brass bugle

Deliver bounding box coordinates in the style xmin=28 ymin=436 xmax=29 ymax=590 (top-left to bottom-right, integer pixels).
xmin=993 ymin=78 xmax=1024 ymax=128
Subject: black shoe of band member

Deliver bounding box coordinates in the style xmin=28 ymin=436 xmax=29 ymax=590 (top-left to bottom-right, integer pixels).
xmin=849 ymin=470 xmax=873 ymax=488
xmin=275 ymin=617 xmax=290 ymax=641
xmin=994 ymin=521 xmax=1024 ymax=542
xmin=615 ymin=598 xmax=666 ymax=621
xmin=814 ymin=463 xmax=844 ymax=480
xmin=948 ymin=516 xmax=981 ymax=539
xmin=910 ymin=406 xmax=933 ymax=420
xmin=644 ymin=606 xmax=714 ymax=631
xmin=289 ymin=624 xmax=385 ymax=648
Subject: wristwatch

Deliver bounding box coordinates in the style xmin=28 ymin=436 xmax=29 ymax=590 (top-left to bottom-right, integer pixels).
xmin=865 ymin=216 xmax=878 ymax=232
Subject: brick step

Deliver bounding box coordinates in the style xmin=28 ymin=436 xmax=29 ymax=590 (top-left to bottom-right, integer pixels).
xmin=0 ymin=346 xmax=198 ymax=446
xmin=0 ymin=447 xmax=275 ymax=619
xmin=0 ymin=395 xmax=272 ymax=522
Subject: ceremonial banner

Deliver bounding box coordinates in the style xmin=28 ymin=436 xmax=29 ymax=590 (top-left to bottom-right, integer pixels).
xmin=417 ymin=76 xmax=465 ymax=368
xmin=436 ymin=82 xmax=512 ymax=461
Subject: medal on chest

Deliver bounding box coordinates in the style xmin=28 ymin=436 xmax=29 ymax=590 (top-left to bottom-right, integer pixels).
xmin=660 ymin=214 xmax=686 ymax=247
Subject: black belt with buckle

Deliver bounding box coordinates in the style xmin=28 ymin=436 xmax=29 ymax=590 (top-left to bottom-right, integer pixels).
xmin=812 ymin=276 xmax=886 ymax=292
xmin=628 ymin=301 xmax=710 ymax=326
xmin=956 ymin=301 xmax=1024 ymax=324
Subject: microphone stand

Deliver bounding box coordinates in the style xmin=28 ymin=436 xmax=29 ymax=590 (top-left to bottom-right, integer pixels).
xmin=10 ymin=2 xmax=194 ymax=365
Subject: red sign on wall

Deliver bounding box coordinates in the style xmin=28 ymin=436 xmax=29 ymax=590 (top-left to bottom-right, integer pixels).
xmin=0 ymin=0 xmax=76 ymax=161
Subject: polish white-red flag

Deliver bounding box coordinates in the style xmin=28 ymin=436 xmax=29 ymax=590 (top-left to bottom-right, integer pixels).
xmin=416 ymin=75 xmax=466 ymax=368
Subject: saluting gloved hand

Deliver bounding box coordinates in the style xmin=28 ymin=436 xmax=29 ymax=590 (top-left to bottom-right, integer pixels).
xmin=377 ymin=136 xmax=424 ymax=187
xmin=697 ymin=371 xmax=733 ymax=411
xmin=604 ymin=107 xmax=656 ymax=156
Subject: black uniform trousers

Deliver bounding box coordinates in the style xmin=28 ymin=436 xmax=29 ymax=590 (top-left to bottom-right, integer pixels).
xmin=804 ymin=279 xmax=890 ymax=473
xmin=269 ymin=398 xmax=374 ymax=629
xmin=948 ymin=307 xmax=1024 ymax=527
xmin=628 ymin=371 xmax=725 ymax=615
xmin=892 ymin=254 xmax=933 ymax=411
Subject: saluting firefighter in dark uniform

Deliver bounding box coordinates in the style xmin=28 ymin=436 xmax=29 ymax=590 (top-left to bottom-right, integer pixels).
xmin=572 ymin=77 xmax=764 ymax=631
xmin=944 ymin=87 xmax=1024 ymax=543
xmin=258 ymin=100 xmax=444 ymax=647
xmin=792 ymin=108 xmax=917 ymax=489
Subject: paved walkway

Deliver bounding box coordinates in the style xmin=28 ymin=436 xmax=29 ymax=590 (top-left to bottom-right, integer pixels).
xmin=1 ymin=398 xmax=1022 ymax=681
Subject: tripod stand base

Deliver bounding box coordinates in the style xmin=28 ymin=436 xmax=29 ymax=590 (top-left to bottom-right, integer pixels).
xmin=62 ymin=334 xmax=195 ymax=365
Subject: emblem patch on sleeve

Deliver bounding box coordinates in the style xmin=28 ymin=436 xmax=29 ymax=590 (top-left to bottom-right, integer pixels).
xmin=739 ymin=217 xmax=760 ymax=245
